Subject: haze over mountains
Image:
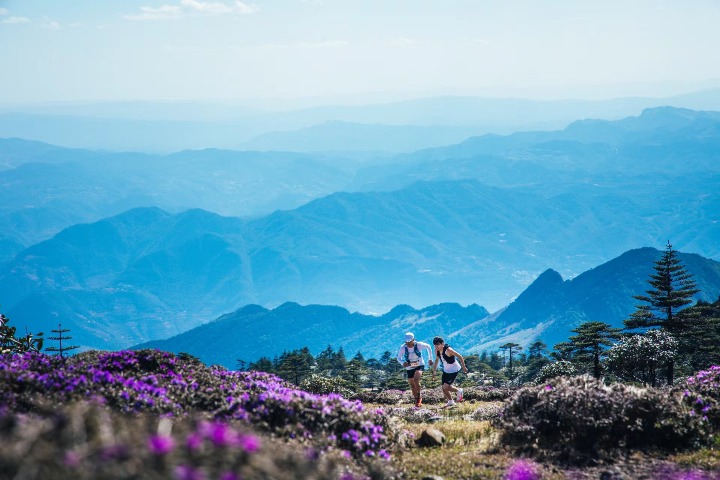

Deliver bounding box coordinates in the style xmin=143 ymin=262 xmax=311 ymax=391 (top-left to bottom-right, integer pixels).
xmin=135 ymin=248 xmax=720 ymax=369
xmin=3 ymin=89 xmax=720 ymax=152
xmin=1 ymin=102 xmax=719 ymax=358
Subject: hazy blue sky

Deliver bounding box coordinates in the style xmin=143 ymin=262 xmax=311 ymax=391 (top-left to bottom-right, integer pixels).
xmin=2 ymin=0 xmax=720 ymax=104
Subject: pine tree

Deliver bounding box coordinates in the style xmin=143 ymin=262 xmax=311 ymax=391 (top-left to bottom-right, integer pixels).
xmin=499 ymin=342 xmax=522 ymax=379
xmin=624 ymin=241 xmax=700 ymax=384
xmin=45 ymin=323 xmax=79 ymax=359
xmin=567 ymin=321 xmax=621 ymax=379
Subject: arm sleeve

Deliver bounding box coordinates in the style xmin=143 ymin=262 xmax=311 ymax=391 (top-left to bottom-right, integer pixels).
xmin=396 ymin=346 xmax=405 ymax=364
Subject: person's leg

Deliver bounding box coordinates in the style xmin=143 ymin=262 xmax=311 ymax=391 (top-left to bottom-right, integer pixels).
xmin=407 ymin=368 xmax=420 ymax=405
xmin=441 ymin=382 xmax=452 ymax=400
xmin=443 ymin=372 xmax=461 ymax=401
xmin=413 ymin=369 xmax=424 ymax=406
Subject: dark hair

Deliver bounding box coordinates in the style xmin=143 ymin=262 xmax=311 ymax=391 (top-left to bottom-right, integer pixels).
xmin=432 ymin=336 xmax=444 ymax=345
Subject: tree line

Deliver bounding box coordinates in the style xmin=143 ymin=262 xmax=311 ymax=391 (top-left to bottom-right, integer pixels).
xmin=239 ymin=242 xmax=720 ymax=389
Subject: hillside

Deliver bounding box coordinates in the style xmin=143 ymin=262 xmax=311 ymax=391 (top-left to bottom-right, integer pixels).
xmin=135 ymin=302 xmax=490 ymax=368
xmin=457 ymin=247 xmax=720 ymax=353
xmin=133 ymin=247 xmax=720 ymax=368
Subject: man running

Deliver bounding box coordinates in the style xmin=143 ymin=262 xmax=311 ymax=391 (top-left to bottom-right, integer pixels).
xmin=431 ymin=336 xmax=469 ymax=407
xmin=396 ymin=332 xmax=433 ymax=407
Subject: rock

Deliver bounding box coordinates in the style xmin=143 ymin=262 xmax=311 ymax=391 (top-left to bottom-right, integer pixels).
xmin=421 ymin=476 xmax=445 ymax=480
xmin=417 ymin=427 xmax=445 ymax=447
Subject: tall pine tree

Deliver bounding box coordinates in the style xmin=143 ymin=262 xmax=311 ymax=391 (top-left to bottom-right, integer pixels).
xmin=45 ymin=323 xmax=79 ymax=359
xmin=624 ymin=241 xmax=699 ymax=385
xmin=567 ymin=321 xmax=621 ymax=379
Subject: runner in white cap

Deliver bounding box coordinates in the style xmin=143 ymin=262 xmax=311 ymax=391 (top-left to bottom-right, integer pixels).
xmin=396 ymin=332 xmax=433 ymax=407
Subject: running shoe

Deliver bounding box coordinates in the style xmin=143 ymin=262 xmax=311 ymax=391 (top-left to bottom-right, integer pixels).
xmin=445 ymin=400 xmax=456 ymax=407
xmin=457 ymin=388 xmax=464 ymax=402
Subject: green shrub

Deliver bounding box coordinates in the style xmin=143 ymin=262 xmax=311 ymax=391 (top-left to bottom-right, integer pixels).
xmin=299 ymin=374 xmax=353 ymax=396
xmin=496 ymin=375 xmax=708 ymax=464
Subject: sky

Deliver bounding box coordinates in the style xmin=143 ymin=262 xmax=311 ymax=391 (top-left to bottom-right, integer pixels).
xmin=2 ymin=0 xmax=720 ymax=104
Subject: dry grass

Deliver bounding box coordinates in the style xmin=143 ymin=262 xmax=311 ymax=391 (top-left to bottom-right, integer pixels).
xmin=377 ymin=400 xmax=720 ymax=480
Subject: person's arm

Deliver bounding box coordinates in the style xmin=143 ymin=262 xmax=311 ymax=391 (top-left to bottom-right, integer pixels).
xmin=431 ymin=349 xmax=439 ymax=377
xmin=423 ymin=342 xmax=434 ymax=367
xmin=397 ymin=346 xmax=409 ymax=367
xmin=447 ymin=347 xmax=468 ymax=372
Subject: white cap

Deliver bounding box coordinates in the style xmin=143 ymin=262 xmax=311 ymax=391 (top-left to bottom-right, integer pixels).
xmin=404 ymin=332 xmax=415 ymax=342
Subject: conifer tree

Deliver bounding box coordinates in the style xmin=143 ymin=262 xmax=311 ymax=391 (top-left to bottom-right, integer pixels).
xmin=45 ymin=323 xmax=79 ymax=359
xmin=499 ymin=342 xmax=522 ymax=379
xmin=624 ymin=241 xmax=699 ymax=384
xmin=567 ymin=321 xmax=621 ymax=379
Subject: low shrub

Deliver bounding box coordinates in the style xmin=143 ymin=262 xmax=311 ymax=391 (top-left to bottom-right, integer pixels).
xmin=470 ymin=405 xmax=503 ymax=421
xmin=495 ymin=375 xmax=708 ymax=464
xmin=0 ymin=350 xmax=398 ymax=460
xmin=300 ymin=374 xmax=354 ymax=396
xmin=0 ymin=402 xmax=396 ymax=480
xmin=350 ymin=386 xmax=514 ymax=405
xmin=384 ymin=407 xmax=439 ymax=424
xmin=682 ymin=365 xmax=720 ymax=432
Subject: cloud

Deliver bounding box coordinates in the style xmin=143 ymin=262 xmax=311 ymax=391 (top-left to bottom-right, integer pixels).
xmin=391 ymin=37 xmax=417 ymax=47
xmin=260 ymin=40 xmax=349 ymax=49
xmin=1 ymin=16 xmax=31 ymax=24
xmin=0 ymin=7 xmax=31 ymax=25
xmin=125 ymin=1 xmax=256 ymax=21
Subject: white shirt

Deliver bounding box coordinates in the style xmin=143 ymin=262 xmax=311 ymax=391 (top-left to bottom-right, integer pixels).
xmin=396 ymin=341 xmax=433 ymax=370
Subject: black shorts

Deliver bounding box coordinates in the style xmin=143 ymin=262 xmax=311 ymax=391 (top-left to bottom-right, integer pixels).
xmin=441 ymin=372 xmax=459 ymax=385
xmin=406 ymin=366 xmax=425 ymax=379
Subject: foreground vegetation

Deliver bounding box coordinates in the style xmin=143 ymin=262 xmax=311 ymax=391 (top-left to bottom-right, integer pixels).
xmin=1 ymin=348 xmax=720 ymax=479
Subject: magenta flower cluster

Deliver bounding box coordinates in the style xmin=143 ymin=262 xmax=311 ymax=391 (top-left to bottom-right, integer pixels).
xmin=683 ymin=365 xmax=720 ymax=429
xmin=0 ymin=349 xmax=392 ymax=459
xmin=505 ymin=459 xmax=541 ymax=480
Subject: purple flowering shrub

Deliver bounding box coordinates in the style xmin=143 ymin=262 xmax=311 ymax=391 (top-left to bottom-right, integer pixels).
xmin=495 ymin=375 xmax=708 ymax=464
xmin=505 ymin=459 xmax=541 ymax=480
xmin=682 ymin=366 xmax=720 ymax=431
xmin=350 ymin=386 xmax=514 ymax=405
xmin=0 ymin=401 xmax=394 ymax=480
xmin=0 ymin=349 xmax=398 ymax=461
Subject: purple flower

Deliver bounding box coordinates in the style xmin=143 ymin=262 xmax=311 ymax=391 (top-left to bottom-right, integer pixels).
xmin=206 ymin=422 xmax=235 ymax=447
xmin=506 ymin=459 xmax=540 ymax=480
xmin=239 ymin=434 xmax=261 ymax=453
xmin=148 ymin=435 xmax=175 ymax=455
xmin=174 ymin=465 xmax=206 ymax=480
xmin=186 ymin=432 xmax=203 ymax=451
xmin=544 ymin=385 xmax=553 ymax=391
xmin=219 ymin=473 xmax=240 ymax=480
xmin=63 ymin=451 xmax=81 ymax=467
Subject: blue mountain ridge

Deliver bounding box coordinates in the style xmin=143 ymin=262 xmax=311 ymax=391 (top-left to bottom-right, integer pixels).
xmin=132 ymin=247 xmax=720 ymax=369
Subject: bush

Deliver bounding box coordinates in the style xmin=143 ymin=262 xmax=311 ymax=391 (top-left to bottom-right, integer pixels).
xmin=470 ymin=405 xmax=503 ymax=421
xmin=300 ymin=374 xmax=353 ymax=396
xmin=0 ymin=350 xmax=398 ymax=460
xmin=350 ymin=386 xmax=514 ymax=405
xmin=682 ymin=365 xmax=720 ymax=432
xmin=0 ymin=402 xmax=396 ymax=480
xmin=535 ymin=360 xmax=577 ymax=383
xmin=495 ymin=375 xmax=708 ymax=464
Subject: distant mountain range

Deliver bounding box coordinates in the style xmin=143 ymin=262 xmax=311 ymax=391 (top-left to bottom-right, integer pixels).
xmin=2 ymin=106 xmax=720 ymax=265
xmin=135 ymin=302 xmax=490 ymax=368
xmin=3 ymin=90 xmax=720 ymax=152
xmin=238 ymin=121 xmax=483 ymax=154
xmin=1 ymin=106 xmax=719 ymax=354
xmin=134 ymin=247 xmax=720 ymax=369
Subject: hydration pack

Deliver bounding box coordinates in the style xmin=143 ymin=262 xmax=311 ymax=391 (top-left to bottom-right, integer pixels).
xmin=404 ymin=343 xmax=422 ymax=363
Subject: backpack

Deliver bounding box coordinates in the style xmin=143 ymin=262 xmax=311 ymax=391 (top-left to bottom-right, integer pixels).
xmin=404 ymin=343 xmax=422 ymax=363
